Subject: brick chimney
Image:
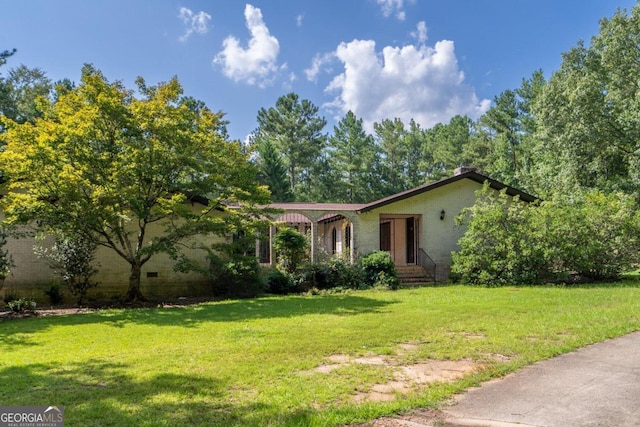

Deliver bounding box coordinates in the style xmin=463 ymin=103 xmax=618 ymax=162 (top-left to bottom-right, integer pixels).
xmin=454 ymin=166 xmax=478 ymax=176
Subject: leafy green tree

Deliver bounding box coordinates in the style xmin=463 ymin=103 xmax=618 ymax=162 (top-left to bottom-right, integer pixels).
xmin=254 ymin=93 xmax=326 ymax=194
xmin=403 ymin=119 xmax=427 ymax=188
xmin=256 ymin=137 xmax=293 ymax=202
xmin=0 ymin=65 xmax=52 ymax=128
xmin=302 ymin=150 xmax=341 ymax=202
xmin=0 ymin=49 xmax=16 ymax=68
xmin=374 ymin=118 xmax=407 ymax=194
xmin=532 ymin=5 xmax=640 ymax=197
xmin=0 ymin=65 xmax=271 ymax=301
xmin=329 ymin=111 xmax=382 ymax=202
xmin=419 ymin=115 xmax=477 ymax=180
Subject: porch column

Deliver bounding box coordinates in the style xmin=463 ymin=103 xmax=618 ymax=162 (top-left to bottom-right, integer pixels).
xmin=349 ymin=222 xmax=355 ymax=263
xmin=269 ymin=225 xmax=276 ymax=266
xmin=310 ymin=220 xmax=318 ymax=263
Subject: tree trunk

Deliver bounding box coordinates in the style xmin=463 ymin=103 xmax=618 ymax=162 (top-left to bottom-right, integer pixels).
xmin=126 ymin=262 xmax=146 ymax=302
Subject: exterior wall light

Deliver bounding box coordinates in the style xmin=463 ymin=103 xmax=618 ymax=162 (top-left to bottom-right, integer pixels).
xmin=440 ymin=209 xmax=446 ymax=220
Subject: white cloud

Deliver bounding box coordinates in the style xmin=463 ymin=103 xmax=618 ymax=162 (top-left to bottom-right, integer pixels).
xmin=411 ymin=21 xmax=428 ymax=44
xmin=324 ymin=38 xmax=490 ymax=132
xmin=178 ymin=7 xmax=211 ymax=42
xmin=213 ymin=4 xmax=283 ymax=88
xmin=296 ymin=13 xmax=304 ymax=27
xmin=304 ymin=52 xmax=335 ymax=83
xmin=377 ymin=0 xmax=407 ymax=20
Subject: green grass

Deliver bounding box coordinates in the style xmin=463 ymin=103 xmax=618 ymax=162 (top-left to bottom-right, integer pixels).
xmin=2 ymin=283 xmax=640 ymax=426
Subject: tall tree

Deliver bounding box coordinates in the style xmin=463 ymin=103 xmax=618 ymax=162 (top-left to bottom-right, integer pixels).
xmin=423 ymin=115 xmax=476 ymax=179
xmin=476 ymin=71 xmax=546 ymax=188
xmin=0 ymin=49 xmax=16 ymax=68
xmin=403 ymin=119 xmax=427 ymax=188
xmin=533 ymin=5 xmax=640 ymax=197
xmin=0 ymin=65 xmax=271 ymax=301
xmin=256 ymin=137 xmax=293 ymax=202
xmin=329 ymin=111 xmax=382 ymax=203
xmin=0 ymin=65 xmax=52 ymax=125
xmin=374 ymin=118 xmax=407 ymax=194
xmin=254 ymin=93 xmax=326 ymax=194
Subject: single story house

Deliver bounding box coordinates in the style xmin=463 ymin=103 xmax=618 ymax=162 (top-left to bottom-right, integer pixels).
xmin=264 ymin=167 xmax=536 ymax=283
xmin=1 ymin=167 xmax=535 ymax=302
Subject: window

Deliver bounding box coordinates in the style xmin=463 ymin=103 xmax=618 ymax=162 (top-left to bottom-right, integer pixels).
xmin=345 ymin=224 xmax=351 ymax=250
xmin=331 ymin=227 xmax=338 ymax=254
xmin=380 ymin=221 xmax=391 ymax=252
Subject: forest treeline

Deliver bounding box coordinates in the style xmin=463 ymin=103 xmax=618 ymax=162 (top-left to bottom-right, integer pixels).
xmin=249 ymin=5 xmax=640 ymax=205
xmin=2 ymin=5 xmax=640 ymax=206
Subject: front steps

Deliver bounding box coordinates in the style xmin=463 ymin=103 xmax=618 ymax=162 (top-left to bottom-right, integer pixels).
xmin=395 ymin=265 xmax=435 ymax=287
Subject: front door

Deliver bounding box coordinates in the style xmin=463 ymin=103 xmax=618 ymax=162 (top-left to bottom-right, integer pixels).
xmin=406 ymin=217 xmax=416 ymax=264
xmin=379 ymin=216 xmax=419 ymax=265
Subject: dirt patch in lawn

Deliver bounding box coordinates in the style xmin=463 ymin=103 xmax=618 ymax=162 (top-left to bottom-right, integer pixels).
xmin=307 ymin=343 xmax=482 ymax=403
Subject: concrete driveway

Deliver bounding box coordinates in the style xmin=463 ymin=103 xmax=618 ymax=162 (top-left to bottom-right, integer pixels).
xmin=365 ymin=330 xmax=640 ymax=427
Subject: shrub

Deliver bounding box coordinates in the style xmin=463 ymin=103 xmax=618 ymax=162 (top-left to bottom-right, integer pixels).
xmin=36 ymin=233 xmax=99 ymax=305
xmin=273 ymin=228 xmax=307 ymax=273
xmin=452 ymin=185 xmax=640 ymax=285
xmin=3 ymin=291 xmax=19 ymax=305
xmin=297 ymin=263 xmax=329 ymax=290
xmin=360 ymin=251 xmax=400 ymax=289
xmin=44 ymin=284 xmax=65 ymax=305
xmin=452 ymin=187 xmax=550 ymax=286
xmin=295 ymin=257 xmax=365 ymax=291
xmin=209 ymin=254 xmax=264 ymax=298
xmin=0 ymin=227 xmax=14 ymax=291
xmin=7 ymin=298 xmax=36 ymax=313
xmin=325 ymin=257 xmax=363 ymax=289
xmin=265 ymin=268 xmax=294 ymax=295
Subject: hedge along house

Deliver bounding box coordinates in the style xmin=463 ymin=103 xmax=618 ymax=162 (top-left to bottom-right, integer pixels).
xmin=265 ymin=167 xmax=536 ymax=283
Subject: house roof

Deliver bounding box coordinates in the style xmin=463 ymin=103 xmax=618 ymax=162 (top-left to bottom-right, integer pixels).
xmin=268 ymin=202 xmax=367 ymax=211
xmin=357 ymin=170 xmax=537 ymax=213
xmin=268 ymin=170 xmax=537 ymax=214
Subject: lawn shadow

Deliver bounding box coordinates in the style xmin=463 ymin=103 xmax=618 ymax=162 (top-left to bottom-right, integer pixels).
xmin=0 ymin=359 xmax=330 ymax=426
xmin=0 ymin=293 xmax=398 ymax=340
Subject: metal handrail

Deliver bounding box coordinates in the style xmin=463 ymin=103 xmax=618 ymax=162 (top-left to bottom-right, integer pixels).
xmin=418 ymin=248 xmax=436 ymax=282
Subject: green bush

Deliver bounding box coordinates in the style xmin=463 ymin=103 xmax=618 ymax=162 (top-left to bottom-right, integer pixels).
xmin=273 ymin=228 xmax=307 ymax=273
xmin=452 ymin=187 xmax=550 ymax=286
xmin=265 ymin=268 xmax=294 ymax=295
xmin=209 ymin=254 xmax=264 ymax=298
xmin=36 ymin=233 xmax=98 ymax=305
xmin=44 ymin=284 xmax=65 ymax=305
xmin=296 ymin=258 xmax=364 ymax=291
xmin=3 ymin=291 xmax=18 ymax=305
xmin=360 ymin=251 xmax=400 ymax=289
xmin=452 ymin=185 xmax=640 ymax=285
xmin=7 ymin=298 xmax=36 ymax=313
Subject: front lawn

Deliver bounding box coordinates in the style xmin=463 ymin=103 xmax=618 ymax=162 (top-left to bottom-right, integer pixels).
xmin=1 ymin=283 xmax=639 ymax=426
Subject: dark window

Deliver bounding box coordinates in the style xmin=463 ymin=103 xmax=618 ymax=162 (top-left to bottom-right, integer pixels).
xmin=380 ymin=221 xmax=391 ymax=252
xmin=258 ymin=238 xmax=270 ymax=264
xmin=406 ymin=217 xmax=416 ymax=264
xmin=331 ymin=227 xmax=338 ymax=254
xmin=345 ymin=225 xmax=351 ymax=250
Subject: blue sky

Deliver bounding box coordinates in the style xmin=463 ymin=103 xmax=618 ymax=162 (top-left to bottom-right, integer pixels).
xmin=3 ymin=0 xmax=637 ymax=141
